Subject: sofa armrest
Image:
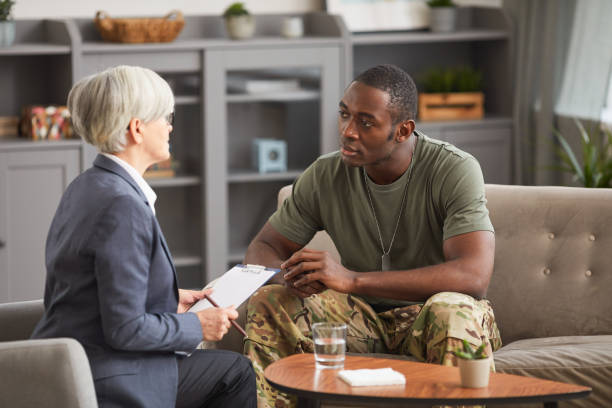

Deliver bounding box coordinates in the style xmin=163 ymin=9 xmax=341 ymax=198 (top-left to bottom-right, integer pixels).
xmin=0 ymin=299 xmax=44 ymax=342
xmin=0 ymin=338 xmax=98 ymax=408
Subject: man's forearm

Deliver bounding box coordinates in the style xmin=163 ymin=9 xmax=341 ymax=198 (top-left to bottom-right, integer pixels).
xmin=244 ymin=240 xmax=285 ymax=284
xmin=351 ymin=260 xmax=489 ymax=301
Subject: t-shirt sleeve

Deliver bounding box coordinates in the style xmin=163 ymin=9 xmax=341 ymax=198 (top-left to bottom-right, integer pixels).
xmin=440 ymin=156 xmax=494 ymax=240
xmin=268 ymin=162 xmax=323 ymax=246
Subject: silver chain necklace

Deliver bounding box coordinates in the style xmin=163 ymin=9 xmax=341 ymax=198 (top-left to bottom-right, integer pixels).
xmin=362 ymin=137 xmax=418 ymax=271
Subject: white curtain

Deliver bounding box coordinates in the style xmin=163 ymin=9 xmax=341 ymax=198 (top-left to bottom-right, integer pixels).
xmin=555 ymin=0 xmax=612 ymax=121
xmin=503 ymin=0 xmax=575 ymax=185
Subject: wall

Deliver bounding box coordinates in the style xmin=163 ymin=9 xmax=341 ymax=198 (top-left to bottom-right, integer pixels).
xmin=13 ymin=0 xmax=501 ymax=19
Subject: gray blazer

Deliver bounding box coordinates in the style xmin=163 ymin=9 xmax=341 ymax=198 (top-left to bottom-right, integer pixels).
xmin=32 ymin=154 xmax=202 ymax=407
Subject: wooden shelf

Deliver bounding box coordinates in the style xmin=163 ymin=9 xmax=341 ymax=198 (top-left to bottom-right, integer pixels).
xmin=0 ymin=138 xmax=83 ymax=151
xmin=173 ymin=254 xmax=202 ymax=268
xmin=175 ymin=95 xmax=200 ymax=105
xmin=228 ymin=169 xmax=303 ymax=183
xmin=0 ymin=44 xmax=71 ymax=56
xmin=147 ymin=175 xmax=201 ymax=188
xmin=80 ymin=37 xmax=343 ymax=54
xmin=351 ymin=29 xmax=509 ymax=45
xmin=226 ymin=89 xmax=320 ymax=103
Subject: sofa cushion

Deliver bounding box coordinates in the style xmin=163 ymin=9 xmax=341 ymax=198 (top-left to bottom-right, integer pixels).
xmin=494 ymin=335 xmax=612 ymax=407
xmin=485 ymin=185 xmax=612 ymax=344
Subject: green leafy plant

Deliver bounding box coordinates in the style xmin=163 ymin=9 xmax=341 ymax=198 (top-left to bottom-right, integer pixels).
xmin=420 ymin=66 xmax=483 ymax=93
xmin=551 ymin=118 xmax=612 ymax=188
xmin=0 ymin=0 xmax=15 ymax=21
xmin=454 ymin=340 xmax=488 ymax=360
xmin=223 ymin=2 xmax=250 ymax=18
xmin=427 ymin=0 xmax=456 ymax=7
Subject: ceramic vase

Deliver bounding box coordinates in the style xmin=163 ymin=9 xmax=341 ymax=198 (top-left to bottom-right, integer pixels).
xmin=0 ymin=20 xmax=16 ymax=47
xmin=225 ymin=15 xmax=256 ymax=40
xmin=429 ymin=7 xmax=456 ymax=32
xmin=458 ymin=357 xmax=491 ymax=388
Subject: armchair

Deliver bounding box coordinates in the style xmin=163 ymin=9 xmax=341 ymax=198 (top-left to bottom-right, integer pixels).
xmin=0 ymin=300 xmax=97 ymax=408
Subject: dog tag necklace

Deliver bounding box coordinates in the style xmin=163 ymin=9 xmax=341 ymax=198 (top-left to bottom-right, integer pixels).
xmin=362 ymin=138 xmax=417 ymax=271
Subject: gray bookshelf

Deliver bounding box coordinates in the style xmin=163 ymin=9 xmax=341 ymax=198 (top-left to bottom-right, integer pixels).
xmin=0 ymin=8 xmax=514 ymax=301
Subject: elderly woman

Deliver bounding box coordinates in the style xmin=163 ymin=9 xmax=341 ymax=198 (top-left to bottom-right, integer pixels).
xmin=31 ymin=65 xmax=256 ymax=408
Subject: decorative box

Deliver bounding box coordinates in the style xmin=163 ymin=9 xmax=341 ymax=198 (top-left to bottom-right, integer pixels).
xmin=253 ymin=139 xmax=287 ymax=173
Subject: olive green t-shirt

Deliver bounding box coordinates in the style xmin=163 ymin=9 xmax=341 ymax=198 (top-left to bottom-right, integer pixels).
xmin=269 ymin=131 xmax=494 ymax=308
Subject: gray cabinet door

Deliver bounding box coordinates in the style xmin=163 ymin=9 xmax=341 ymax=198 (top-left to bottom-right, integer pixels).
xmin=0 ymin=149 xmax=79 ymax=302
xmin=441 ymin=125 xmax=512 ymax=185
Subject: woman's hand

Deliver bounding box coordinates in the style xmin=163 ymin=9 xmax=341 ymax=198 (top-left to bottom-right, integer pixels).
xmin=177 ymin=288 xmax=212 ymax=313
xmin=195 ymin=306 xmax=239 ymax=341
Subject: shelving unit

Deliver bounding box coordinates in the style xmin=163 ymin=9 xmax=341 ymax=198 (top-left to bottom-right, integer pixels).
xmin=0 ymin=8 xmax=514 ymax=301
xmin=0 ymin=13 xmax=347 ymax=299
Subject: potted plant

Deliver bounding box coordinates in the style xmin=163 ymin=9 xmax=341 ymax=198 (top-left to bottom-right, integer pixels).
xmin=223 ymin=2 xmax=255 ymax=40
xmin=551 ymin=118 xmax=612 ymax=188
xmin=0 ymin=0 xmax=16 ymax=47
xmin=418 ymin=66 xmax=484 ymax=121
xmin=427 ymin=0 xmax=457 ymax=32
xmin=454 ymin=340 xmax=492 ymax=388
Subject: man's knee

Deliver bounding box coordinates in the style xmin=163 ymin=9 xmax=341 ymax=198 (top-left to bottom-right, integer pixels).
xmin=423 ymin=292 xmax=479 ymax=325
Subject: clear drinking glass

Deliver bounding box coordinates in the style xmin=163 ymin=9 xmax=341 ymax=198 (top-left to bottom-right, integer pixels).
xmin=312 ymin=322 xmax=347 ymax=369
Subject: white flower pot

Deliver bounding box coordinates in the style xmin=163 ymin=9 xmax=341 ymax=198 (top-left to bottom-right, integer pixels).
xmin=0 ymin=20 xmax=16 ymax=47
xmin=458 ymin=357 xmax=492 ymax=388
xmin=225 ymin=15 xmax=256 ymax=40
xmin=429 ymin=7 xmax=457 ymax=33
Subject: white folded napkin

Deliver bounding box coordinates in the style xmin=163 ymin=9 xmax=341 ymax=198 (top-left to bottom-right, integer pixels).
xmin=338 ymin=368 xmax=406 ymax=387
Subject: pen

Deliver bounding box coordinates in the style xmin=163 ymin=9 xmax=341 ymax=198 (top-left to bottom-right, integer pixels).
xmin=203 ymin=294 xmax=248 ymax=338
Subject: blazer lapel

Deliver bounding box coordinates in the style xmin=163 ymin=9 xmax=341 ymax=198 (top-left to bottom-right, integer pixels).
xmin=154 ymin=217 xmax=179 ymax=292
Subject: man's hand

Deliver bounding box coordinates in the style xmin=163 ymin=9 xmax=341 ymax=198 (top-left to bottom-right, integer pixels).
xmin=282 ymin=248 xmax=357 ymax=296
xmin=177 ymin=288 xmax=211 ymax=313
xmin=195 ymin=306 xmax=239 ymax=341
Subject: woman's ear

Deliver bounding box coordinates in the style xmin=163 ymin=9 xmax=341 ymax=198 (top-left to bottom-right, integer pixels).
xmin=396 ymin=120 xmax=416 ymax=143
xmin=126 ymin=118 xmax=144 ymax=145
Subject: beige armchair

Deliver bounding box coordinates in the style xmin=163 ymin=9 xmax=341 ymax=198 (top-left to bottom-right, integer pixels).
xmin=0 ymin=300 xmax=98 ymax=408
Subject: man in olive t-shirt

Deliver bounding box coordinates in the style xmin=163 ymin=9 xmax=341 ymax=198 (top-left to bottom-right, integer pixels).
xmin=243 ymin=65 xmax=501 ymax=408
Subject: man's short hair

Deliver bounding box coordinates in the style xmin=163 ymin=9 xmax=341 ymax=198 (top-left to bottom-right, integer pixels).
xmin=68 ymin=65 xmax=174 ymax=153
xmin=353 ymin=64 xmax=418 ymax=124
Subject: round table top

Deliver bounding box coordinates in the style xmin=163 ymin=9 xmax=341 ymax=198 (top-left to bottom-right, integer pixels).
xmin=264 ymin=354 xmax=591 ymax=406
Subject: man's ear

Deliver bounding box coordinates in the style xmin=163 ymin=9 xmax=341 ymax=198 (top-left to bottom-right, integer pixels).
xmin=395 ymin=120 xmax=416 ymax=143
xmin=126 ymin=118 xmax=144 ymax=145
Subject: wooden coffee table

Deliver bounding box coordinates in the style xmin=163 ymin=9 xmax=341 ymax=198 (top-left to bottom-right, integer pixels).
xmin=264 ymin=354 xmax=591 ymax=408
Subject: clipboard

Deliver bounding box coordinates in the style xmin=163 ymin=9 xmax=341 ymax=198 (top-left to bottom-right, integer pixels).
xmin=188 ymin=264 xmax=278 ymax=313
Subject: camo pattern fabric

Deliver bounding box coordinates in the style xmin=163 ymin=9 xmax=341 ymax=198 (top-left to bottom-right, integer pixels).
xmin=244 ymin=285 xmax=502 ymax=408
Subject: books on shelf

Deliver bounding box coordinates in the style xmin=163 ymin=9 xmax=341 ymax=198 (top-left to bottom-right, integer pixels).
xmin=0 ymin=116 xmax=19 ymax=139
xmin=144 ymin=157 xmax=176 ymax=179
xmin=227 ymin=76 xmax=301 ymax=94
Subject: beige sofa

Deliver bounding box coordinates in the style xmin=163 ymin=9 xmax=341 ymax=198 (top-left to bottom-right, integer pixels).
xmin=1 ymin=184 xmax=610 ymax=407
xmin=217 ymin=184 xmax=612 ymax=407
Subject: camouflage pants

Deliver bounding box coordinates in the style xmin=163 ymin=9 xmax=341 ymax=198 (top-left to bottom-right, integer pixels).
xmin=244 ymin=285 xmax=502 ymax=408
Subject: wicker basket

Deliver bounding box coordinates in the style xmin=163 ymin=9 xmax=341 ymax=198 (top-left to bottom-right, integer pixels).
xmin=94 ymin=10 xmax=185 ymax=43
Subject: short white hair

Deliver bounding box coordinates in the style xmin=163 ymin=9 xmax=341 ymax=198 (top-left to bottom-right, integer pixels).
xmin=67 ymin=65 xmax=174 ymax=153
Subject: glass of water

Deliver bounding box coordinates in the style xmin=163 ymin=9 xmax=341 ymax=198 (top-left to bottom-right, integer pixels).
xmin=312 ymin=322 xmax=347 ymax=369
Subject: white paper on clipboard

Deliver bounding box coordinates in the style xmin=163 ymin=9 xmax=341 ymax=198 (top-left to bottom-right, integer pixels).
xmin=188 ymin=264 xmax=278 ymax=313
